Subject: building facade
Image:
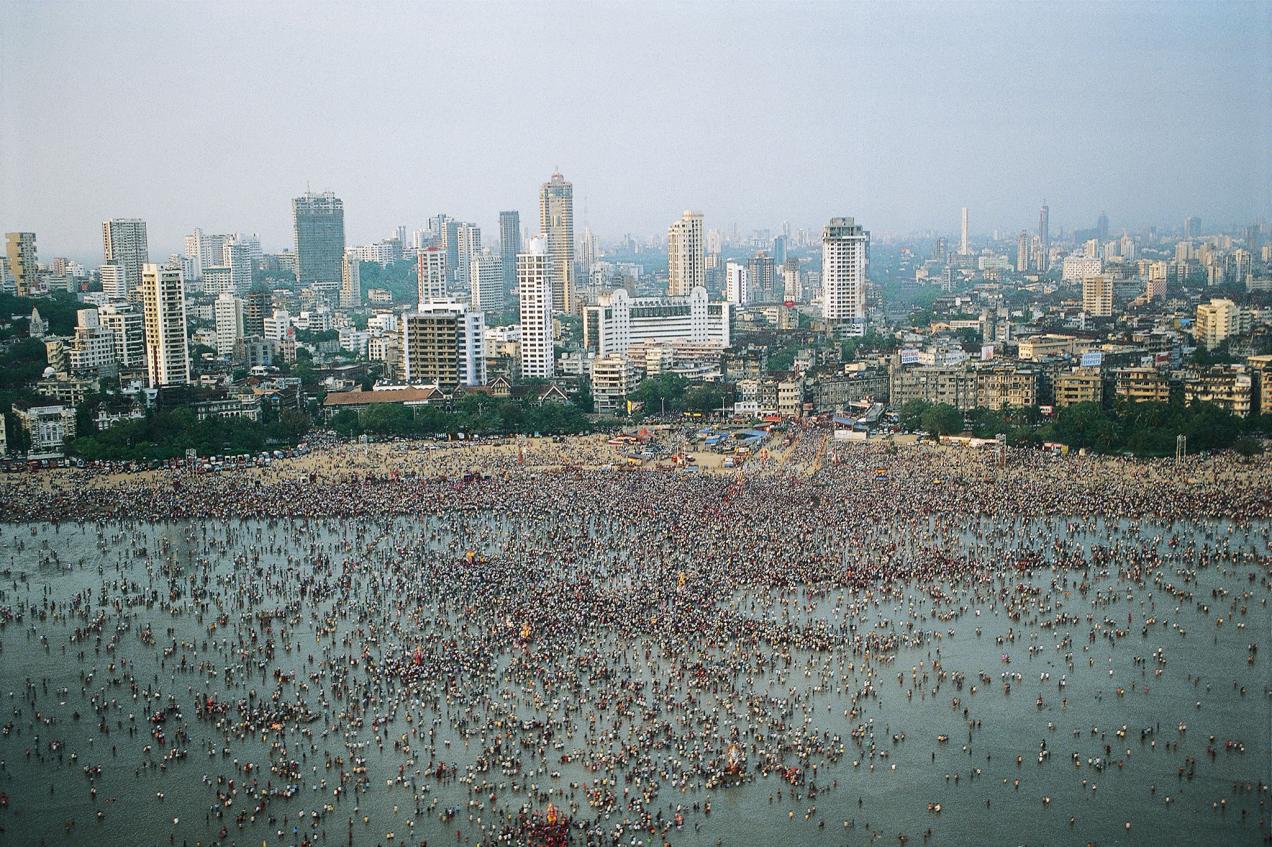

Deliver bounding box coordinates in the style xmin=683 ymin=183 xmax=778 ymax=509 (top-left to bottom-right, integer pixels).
xmin=102 ymin=218 xmax=149 ymax=298
xmin=821 ymin=217 xmax=868 ymax=333
xmin=667 ymin=211 xmax=705 ymax=297
xmin=517 ymin=239 xmax=554 ymax=379
xmin=141 ymin=264 xmax=190 ymax=387
xmin=539 ymin=172 xmax=575 ymax=312
xmin=292 ymin=191 xmax=345 ymax=284
xmin=582 ymin=286 xmax=731 ymax=357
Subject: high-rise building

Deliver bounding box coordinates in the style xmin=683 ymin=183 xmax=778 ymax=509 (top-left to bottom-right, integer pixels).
xmin=223 ymin=239 xmax=253 ymax=293
xmin=401 ymin=301 xmax=486 ymax=388
xmin=102 ymin=219 xmax=149 ymax=298
xmin=539 ymin=171 xmax=575 ymax=312
xmin=959 ymin=207 xmax=970 ymax=256
xmin=340 ymin=251 xmax=361 ymax=309
xmin=214 ymin=293 xmax=244 ymax=356
xmin=455 ymin=223 xmax=481 ymax=293
xmin=771 ymin=234 xmax=787 ymax=267
xmin=666 ymin=211 xmax=705 ymax=297
xmin=782 ymin=258 xmax=801 ymax=303
xmin=748 ymin=251 xmax=775 ymax=302
xmin=5 ymin=232 xmax=38 ymax=297
xmin=1184 ymin=216 xmax=1202 ymax=239
xmin=417 ymin=246 xmax=447 ymax=306
xmin=517 ymin=237 xmax=554 ymax=379
xmin=184 ymin=228 xmax=232 ymax=280
xmin=292 ymin=191 xmax=345 ymax=284
xmin=725 ymin=262 xmax=749 ymax=306
xmin=1016 ymin=231 xmax=1030 ymax=272
xmin=499 ymin=211 xmax=521 ymax=302
xmin=140 ymin=264 xmax=190 ymax=387
xmin=579 ymin=225 xmax=598 ymax=282
xmin=243 ymin=289 xmax=272 ymax=337
xmin=1097 ymin=211 xmax=1109 ymax=241
xmin=97 ymin=302 xmax=145 ymax=367
xmin=1081 ymin=276 xmax=1113 ymax=317
xmin=469 ymin=250 xmax=503 ymax=313
xmin=821 ymin=217 xmax=869 ymax=334
xmin=1038 ymin=204 xmax=1050 ymax=272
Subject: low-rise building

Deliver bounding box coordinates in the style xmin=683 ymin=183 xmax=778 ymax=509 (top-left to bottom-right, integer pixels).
xmin=591 ymin=354 xmax=640 ymax=415
xmin=1113 ymin=367 xmax=1172 ymax=404
xmin=13 ymin=401 xmax=76 ymax=456
xmin=1182 ymin=365 xmax=1252 ymax=417
xmin=1054 ymin=367 xmax=1103 ymax=407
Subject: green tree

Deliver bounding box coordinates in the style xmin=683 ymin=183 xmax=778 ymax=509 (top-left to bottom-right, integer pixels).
xmin=919 ymin=403 xmax=963 ymax=437
xmin=898 ymin=399 xmax=931 ymax=433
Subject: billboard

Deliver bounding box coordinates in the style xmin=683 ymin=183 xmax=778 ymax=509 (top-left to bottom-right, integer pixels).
xmin=980 ymin=344 xmax=995 ymax=361
xmin=1080 ymin=351 xmax=1104 ymax=368
xmin=899 ymin=348 xmax=920 ymax=366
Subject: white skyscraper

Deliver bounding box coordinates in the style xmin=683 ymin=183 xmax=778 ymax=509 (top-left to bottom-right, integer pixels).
xmin=102 ymin=218 xmax=149 ymax=298
xmin=518 ymin=237 xmax=554 ymax=379
xmin=725 ymin=261 xmax=749 ymax=306
xmin=666 ymin=211 xmax=705 ymax=297
xmin=417 ymin=246 xmax=447 ymax=306
xmin=959 ymin=207 xmax=970 ymax=255
xmin=821 ymin=217 xmax=868 ymax=334
xmin=214 ymin=292 xmax=244 ymax=356
xmin=223 ymin=239 xmax=253 ymax=293
xmin=97 ymin=302 xmax=145 ymax=367
xmin=140 ymin=263 xmax=190 ymax=386
xmin=100 ymin=263 xmax=129 ymax=300
xmin=469 ymin=249 xmax=503 ymax=313
xmin=455 ymin=222 xmax=481 ymax=294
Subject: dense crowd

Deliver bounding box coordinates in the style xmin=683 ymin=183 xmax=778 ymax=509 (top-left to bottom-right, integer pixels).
xmin=0 ymin=432 xmax=1267 ymax=846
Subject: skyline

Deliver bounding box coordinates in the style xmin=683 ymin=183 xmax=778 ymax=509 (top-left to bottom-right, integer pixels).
xmin=2 ymin=1 xmax=1270 ymax=262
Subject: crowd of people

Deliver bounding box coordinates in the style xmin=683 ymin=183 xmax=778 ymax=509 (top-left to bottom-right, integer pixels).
xmin=0 ymin=431 xmax=1267 ymax=846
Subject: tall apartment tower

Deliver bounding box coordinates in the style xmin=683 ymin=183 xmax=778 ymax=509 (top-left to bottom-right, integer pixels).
xmin=5 ymin=232 xmax=38 ymax=297
xmin=959 ymin=207 xmax=970 ymax=255
xmin=102 ymin=219 xmax=149 ymax=298
xmin=499 ymin=211 xmax=521 ymax=301
xmin=725 ymin=262 xmax=749 ymax=306
xmin=782 ymin=258 xmax=801 ymax=303
xmin=401 ymin=301 xmax=486 ymax=388
xmin=1038 ymin=204 xmax=1050 ymax=272
xmin=140 ymin=263 xmax=190 ymax=387
xmin=340 ymin=251 xmax=361 ymax=309
xmin=214 ymin=293 xmax=244 ymax=356
xmin=1016 ymin=231 xmax=1030 ymax=272
xmin=666 ymin=211 xmax=705 ymax=297
xmin=748 ymin=251 xmax=775 ymax=302
xmin=292 ymin=191 xmax=345 ymax=284
xmin=821 ymin=217 xmax=869 ymax=334
xmin=539 ymin=171 xmax=575 ymax=312
xmin=517 ymin=237 xmax=554 ymax=379
xmin=454 ymin=223 xmax=481 ymax=292
xmin=417 ymin=246 xmax=448 ymax=307
xmin=469 ymin=250 xmax=504 ymax=313
xmin=223 ymin=239 xmax=253 ymax=293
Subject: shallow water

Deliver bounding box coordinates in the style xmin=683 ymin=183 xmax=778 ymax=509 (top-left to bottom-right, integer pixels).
xmin=0 ymin=516 xmax=1267 ymax=847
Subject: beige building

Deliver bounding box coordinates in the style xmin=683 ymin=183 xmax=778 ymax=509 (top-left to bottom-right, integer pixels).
xmin=666 ymin=211 xmax=705 ymax=297
xmin=1248 ymin=355 xmax=1272 ymax=417
xmin=401 ymin=301 xmax=486 ymax=388
xmin=5 ymin=232 xmax=38 ymax=297
xmin=1113 ymin=367 xmax=1171 ymax=404
xmin=13 ymin=401 xmax=77 ymax=455
xmin=1081 ymin=275 xmax=1113 ymax=317
xmin=1194 ymin=298 xmax=1244 ymax=349
xmin=1018 ymin=334 xmax=1079 ymax=360
xmin=1054 ymin=367 xmax=1103 ymax=407
xmin=140 ymin=264 xmax=190 ymax=387
xmin=1183 ymin=365 xmax=1252 ymax=417
xmin=591 ymin=354 xmax=640 ymax=415
xmin=539 ymin=171 xmax=575 ymax=312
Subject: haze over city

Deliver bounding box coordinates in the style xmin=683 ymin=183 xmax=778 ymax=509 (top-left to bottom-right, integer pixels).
xmin=2 ymin=0 xmax=1269 ymax=260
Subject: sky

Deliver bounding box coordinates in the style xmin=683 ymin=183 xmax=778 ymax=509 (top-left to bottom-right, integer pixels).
xmin=2 ymin=0 xmax=1269 ymax=263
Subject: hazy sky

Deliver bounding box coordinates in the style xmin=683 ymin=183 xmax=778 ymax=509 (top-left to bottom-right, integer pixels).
xmin=2 ymin=0 xmax=1269 ymax=262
